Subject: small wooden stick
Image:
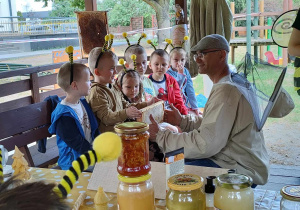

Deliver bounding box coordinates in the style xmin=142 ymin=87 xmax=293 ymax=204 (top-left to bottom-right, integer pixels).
xmin=72 ymin=192 xmax=87 ymax=210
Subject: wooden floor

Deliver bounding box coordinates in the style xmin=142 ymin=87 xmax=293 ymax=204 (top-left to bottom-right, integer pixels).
xmin=257 ymin=164 xmax=300 ymax=191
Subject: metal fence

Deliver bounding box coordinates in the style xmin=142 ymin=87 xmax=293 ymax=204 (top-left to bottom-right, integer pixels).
xmin=0 ymin=17 xmax=78 ymax=36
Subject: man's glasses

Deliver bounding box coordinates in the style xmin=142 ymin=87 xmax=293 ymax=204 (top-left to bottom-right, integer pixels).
xmin=193 ymin=50 xmax=222 ymax=61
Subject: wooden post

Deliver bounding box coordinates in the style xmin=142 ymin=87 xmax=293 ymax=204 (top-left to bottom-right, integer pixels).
xmin=246 ymin=0 xmax=251 ymax=54
xmin=254 ymin=0 xmax=259 ymax=61
xmin=259 ymin=0 xmax=264 ymax=60
xmin=288 ymin=0 xmax=293 ymax=10
xmin=175 ymin=0 xmax=188 ymax=25
xmin=84 ymin=0 xmax=97 ymax=11
xmin=19 ymin=146 xmax=35 ymax=167
xmin=231 ymin=2 xmax=235 ymax=64
xmin=282 ymin=0 xmax=288 ymax=66
xmin=30 ymin=72 xmax=40 ymax=104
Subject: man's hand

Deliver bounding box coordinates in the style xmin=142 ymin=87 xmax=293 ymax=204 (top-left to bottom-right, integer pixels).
xmin=164 ymin=104 xmax=182 ymax=126
xmin=147 ymin=96 xmax=161 ymax=106
xmin=149 ymin=114 xmax=159 ymax=141
xmin=125 ymin=106 xmax=142 ymax=119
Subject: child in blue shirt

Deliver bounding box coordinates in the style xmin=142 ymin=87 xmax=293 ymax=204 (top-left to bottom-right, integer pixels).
xmin=49 ymin=50 xmax=99 ymax=170
xmin=167 ymin=47 xmax=200 ymax=115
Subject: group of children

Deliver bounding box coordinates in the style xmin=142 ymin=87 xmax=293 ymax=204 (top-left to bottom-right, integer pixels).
xmin=50 ymin=34 xmax=200 ymax=169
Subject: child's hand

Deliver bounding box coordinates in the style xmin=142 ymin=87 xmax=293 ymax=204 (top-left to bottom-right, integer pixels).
xmin=188 ymin=109 xmax=202 ymax=116
xmin=177 ymin=63 xmax=184 ymax=74
xmin=126 ymin=106 xmax=142 ymax=119
xmin=147 ymin=97 xmax=161 ymax=106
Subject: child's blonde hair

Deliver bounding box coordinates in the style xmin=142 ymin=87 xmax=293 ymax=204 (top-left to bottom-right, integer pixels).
xmin=124 ymin=45 xmax=147 ymax=64
xmin=57 ymin=63 xmax=89 ymax=91
xmin=116 ymin=70 xmax=143 ymax=103
xmin=88 ymin=47 xmax=118 ymax=75
xmin=169 ymin=47 xmax=187 ymax=59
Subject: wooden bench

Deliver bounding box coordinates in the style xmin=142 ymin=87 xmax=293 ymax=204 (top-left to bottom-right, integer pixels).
xmin=0 ymin=100 xmax=59 ymax=168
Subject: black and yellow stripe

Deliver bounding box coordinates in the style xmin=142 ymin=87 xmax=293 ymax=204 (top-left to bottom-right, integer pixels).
xmin=0 ymin=149 xmax=3 ymax=183
xmin=137 ymin=33 xmax=146 ymax=45
xmin=53 ymin=150 xmax=98 ymax=198
xmin=294 ymin=57 xmax=300 ymax=95
xmin=108 ymin=34 xmax=114 ymax=50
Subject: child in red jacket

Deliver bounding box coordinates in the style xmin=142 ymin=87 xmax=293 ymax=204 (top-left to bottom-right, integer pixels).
xmin=148 ymin=49 xmax=188 ymax=115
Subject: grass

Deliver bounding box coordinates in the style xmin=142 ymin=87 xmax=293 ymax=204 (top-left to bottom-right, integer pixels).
xmin=192 ymin=45 xmax=299 ymax=124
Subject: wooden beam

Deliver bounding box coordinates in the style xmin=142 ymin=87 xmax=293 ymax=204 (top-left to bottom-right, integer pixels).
xmin=233 ymin=11 xmax=282 ymax=19
xmin=175 ymin=0 xmax=187 ymax=24
xmin=84 ymin=0 xmax=97 ymax=11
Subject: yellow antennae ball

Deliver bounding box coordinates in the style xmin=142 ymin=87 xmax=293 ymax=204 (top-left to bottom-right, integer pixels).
xmin=131 ymin=54 xmax=137 ymax=60
xmin=109 ymin=34 xmax=114 ymax=39
xmin=184 ymin=36 xmax=189 ymax=41
xmin=105 ymin=35 xmax=109 ymax=41
xmin=119 ymin=59 xmax=125 ymax=65
xmin=122 ymin=32 xmax=128 ymax=38
xmin=169 ymin=39 xmax=173 ymax=44
xmin=141 ymin=33 xmax=147 ymax=38
xmin=147 ymin=40 xmax=152 ymax=44
xmin=93 ymin=132 xmax=122 ymax=162
xmin=65 ymin=46 xmax=74 ymax=54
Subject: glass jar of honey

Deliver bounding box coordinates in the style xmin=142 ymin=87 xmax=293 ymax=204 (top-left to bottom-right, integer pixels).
xmin=280 ymin=185 xmax=300 ymax=210
xmin=166 ymin=174 xmax=205 ymax=210
xmin=214 ymin=173 xmax=254 ymax=210
xmin=115 ymin=122 xmax=150 ymax=177
xmin=117 ymin=173 xmax=155 ymax=210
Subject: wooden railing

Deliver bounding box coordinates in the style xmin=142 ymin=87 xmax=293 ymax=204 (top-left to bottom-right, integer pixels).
xmin=0 ymin=59 xmax=89 ymax=113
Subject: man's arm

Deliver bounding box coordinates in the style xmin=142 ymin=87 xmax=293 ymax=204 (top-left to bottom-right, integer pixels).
xmin=155 ymin=84 xmax=240 ymax=159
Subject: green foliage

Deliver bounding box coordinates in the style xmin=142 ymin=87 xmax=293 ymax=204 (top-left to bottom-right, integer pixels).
xmin=98 ymin=0 xmax=155 ymax=28
xmin=17 ymin=11 xmax=25 ymax=21
xmin=50 ymin=1 xmax=83 ymax=17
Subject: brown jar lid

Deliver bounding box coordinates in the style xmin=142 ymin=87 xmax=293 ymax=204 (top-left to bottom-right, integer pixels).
xmin=114 ymin=122 xmax=149 ymax=134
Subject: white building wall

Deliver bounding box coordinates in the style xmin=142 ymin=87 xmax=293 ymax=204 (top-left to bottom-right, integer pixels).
xmin=0 ymin=0 xmax=17 ymax=32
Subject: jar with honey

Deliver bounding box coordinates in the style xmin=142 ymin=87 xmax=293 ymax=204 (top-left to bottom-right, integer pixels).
xmin=214 ymin=173 xmax=254 ymax=210
xmin=280 ymin=185 xmax=300 ymax=210
xmin=114 ymin=122 xmax=151 ymax=177
xmin=166 ymin=174 xmax=205 ymax=210
xmin=117 ymin=173 xmax=155 ymax=210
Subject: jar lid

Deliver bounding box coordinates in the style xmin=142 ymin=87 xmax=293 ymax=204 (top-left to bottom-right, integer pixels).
xmin=114 ymin=122 xmax=149 ymax=134
xmin=280 ymin=185 xmax=300 ymax=202
xmin=118 ymin=173 xmax=151 ymax=183
xmin=215 ymin=173 xmax=252 ymax=189
xmin=167 ymin=174 xmax=204 ymax=191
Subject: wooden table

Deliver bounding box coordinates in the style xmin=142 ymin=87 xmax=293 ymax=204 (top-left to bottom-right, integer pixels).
xmin=28 ymin=167 xmax=282 ymax=210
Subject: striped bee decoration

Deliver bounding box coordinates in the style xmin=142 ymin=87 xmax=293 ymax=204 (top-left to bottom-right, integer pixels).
xmin=53 ymin=132 xmax=122 ymax=198
xmin=0 ymin=149 xmax=3 ymax=183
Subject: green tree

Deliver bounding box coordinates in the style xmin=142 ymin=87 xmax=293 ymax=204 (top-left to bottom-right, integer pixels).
xmin=98 ymin=0 xmax=155 ymax=28
xmin=50 ymin=1 xmax=82 ymax=17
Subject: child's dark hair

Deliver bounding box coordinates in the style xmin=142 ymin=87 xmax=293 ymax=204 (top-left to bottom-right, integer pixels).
xmin=117 ymin=70 xmax=143 ymax=103
xmin=0 ymin=176 xmax=69 ymax=210
xmin=150 ymin=49 xmax=169 ymax=60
